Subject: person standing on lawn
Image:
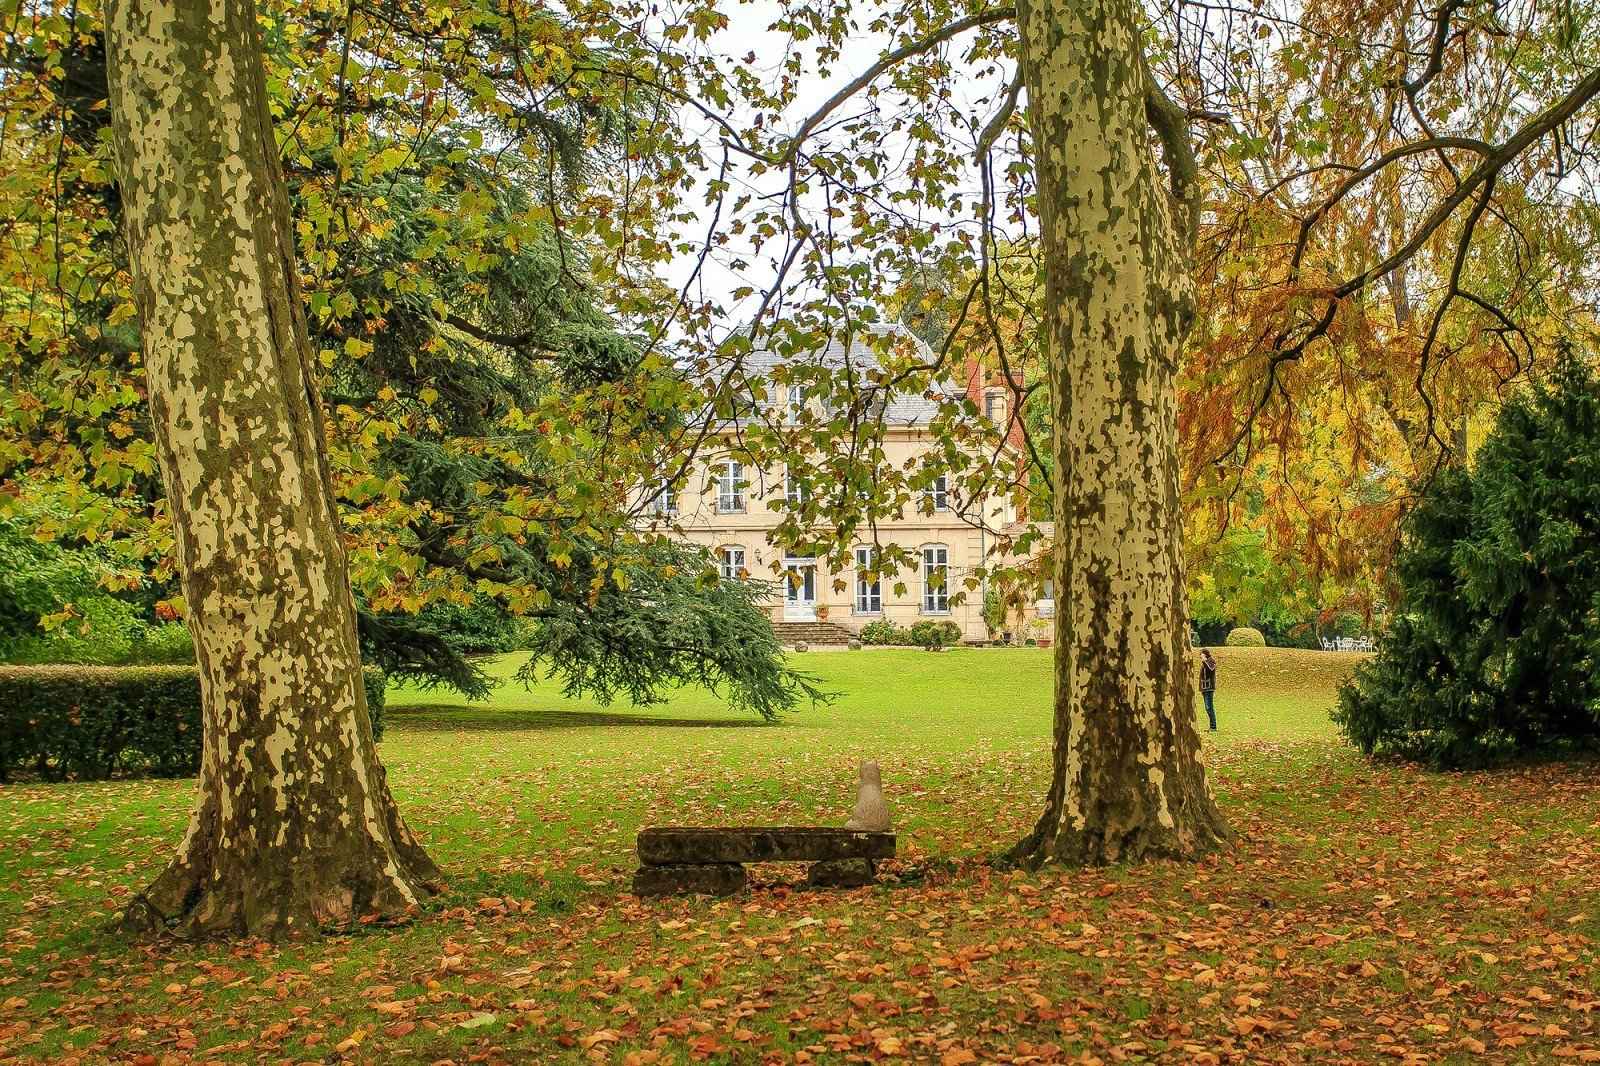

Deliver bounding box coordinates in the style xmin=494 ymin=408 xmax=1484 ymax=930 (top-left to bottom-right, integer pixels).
xmin=1199 ymin=649 xmax=1218 ymax=731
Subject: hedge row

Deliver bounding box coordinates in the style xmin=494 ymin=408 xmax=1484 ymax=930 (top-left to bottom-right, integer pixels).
xmin=0 ymin=664 xmax=386 ymax=782
xmin=858 ymin=619 xmax=963 ymax=648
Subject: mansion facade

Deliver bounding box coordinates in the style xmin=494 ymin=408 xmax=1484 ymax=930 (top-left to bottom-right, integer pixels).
xmin=645 ymin=327 xmax=1055 ymax=645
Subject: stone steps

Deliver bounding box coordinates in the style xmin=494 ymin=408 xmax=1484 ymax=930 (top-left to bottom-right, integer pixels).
xmin=772 ymin=620 xmax=857 ymax=645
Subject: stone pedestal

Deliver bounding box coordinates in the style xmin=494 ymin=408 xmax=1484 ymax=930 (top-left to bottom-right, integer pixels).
xmin=807 ymin=857 xmax=877 ymax=888
xmin=632 ymin=863 xmax=746 ymax=897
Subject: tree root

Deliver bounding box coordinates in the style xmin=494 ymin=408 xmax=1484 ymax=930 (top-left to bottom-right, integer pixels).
xmin=1004 ymin=798 xmax=1233 ymax=870
xmin=117 ymin=844 xmax=438 ymax=942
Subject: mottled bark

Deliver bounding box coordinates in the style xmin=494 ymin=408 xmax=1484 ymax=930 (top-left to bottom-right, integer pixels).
xmin=105 ymin=0 xmax=439 ymax=938
xmin=1007 ymin=0 xmax=1231 ymax=866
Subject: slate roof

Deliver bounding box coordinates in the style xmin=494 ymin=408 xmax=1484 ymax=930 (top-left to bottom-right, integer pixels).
xmin=730 ymin=322 xmax=961 ymax=428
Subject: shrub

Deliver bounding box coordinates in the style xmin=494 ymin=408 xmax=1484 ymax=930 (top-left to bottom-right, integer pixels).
xmin=982 ymin=586 xmax=1007 ymax=638
xmin=0 ymin=518 xmax=106 ymax=643
xmin=1252 ymin=618 xmax=1321 ymax=650
xmin=4 ymin=614 xmax=198 ymax=668
xmin=0 ymin=664 xmax=387 ymax=781
xmin=1224 ymin=627 xmax=1266 ymax=647
xmin=125 ymin=623 xmax=196 ymax=664
xmin=857 ymin=620 xmax=961 ymax=647
xmin=858 ymin=620 xmax=909 ymax=646
xmin=909 ymin=620 xmax=962 ymax=649
xmin=1335 ymin=350 xmax=1600 ymax=767
xmin=1 ymin=594 xmax=140 ymax=664
xmin=0 ymin=518 xmax=182 ymax=666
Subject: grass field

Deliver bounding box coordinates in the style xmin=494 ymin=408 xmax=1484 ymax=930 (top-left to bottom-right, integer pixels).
xmin=1 ymin=647 xmax=1597 ymax=1064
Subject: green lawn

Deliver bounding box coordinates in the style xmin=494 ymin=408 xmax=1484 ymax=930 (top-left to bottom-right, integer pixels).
xmin=0 ymin=647 xmax=1596 ymax=1064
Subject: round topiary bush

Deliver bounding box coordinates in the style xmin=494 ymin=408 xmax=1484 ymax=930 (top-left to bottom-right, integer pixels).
xmin=1225 ymin=626 xmax=1266 ymax=647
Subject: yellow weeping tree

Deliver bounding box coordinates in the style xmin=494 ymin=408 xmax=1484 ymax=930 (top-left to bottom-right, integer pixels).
xmin=1007 ymin=0 xmax=1232 ymax=866
xmin=105 ymin=0 xmax=439 ymax=937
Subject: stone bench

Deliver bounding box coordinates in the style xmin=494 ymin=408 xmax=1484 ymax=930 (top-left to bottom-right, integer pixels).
xmin=632 ymin=826 xmax=896 ymax=896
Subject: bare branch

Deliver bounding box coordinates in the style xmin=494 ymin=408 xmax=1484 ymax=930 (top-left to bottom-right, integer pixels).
xmin=779 ymin=7 xmax=1017 ymax=166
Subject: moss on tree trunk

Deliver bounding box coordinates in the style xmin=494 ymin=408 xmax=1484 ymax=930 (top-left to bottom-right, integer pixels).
xmin=1008 ymin=0 xmax=1232 ymax=867
xmin=105 ymin=0 xmax=439 ymax=938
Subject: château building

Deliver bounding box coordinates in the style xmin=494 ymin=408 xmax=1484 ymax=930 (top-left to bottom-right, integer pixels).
xmin=644 ymin=325 xmax=1054 ymax=644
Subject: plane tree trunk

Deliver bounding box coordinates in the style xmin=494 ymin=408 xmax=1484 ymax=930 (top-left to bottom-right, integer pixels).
xmin=105 ymin=0 xmax=439 ymax=938
xmin=1007 ymin=0 xmax=1232 ymax=866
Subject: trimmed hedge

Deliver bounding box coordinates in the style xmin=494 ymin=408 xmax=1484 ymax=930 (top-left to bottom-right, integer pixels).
xmin=0 ymin=664 xmax=386 ymax=782
xmin=1224 ymin=627 xmax=1266 ymax=647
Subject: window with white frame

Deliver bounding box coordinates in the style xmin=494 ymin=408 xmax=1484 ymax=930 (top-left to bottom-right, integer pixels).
xmin=985 ymin=390 xmax=1006 ymax=424
xmin=923 ymin=472 xmax=949 ymax=512
xmin=785 ymin=463 xmax=809 ymax=507
xmin=854 ymin=545 xmax=881 ymax=614
xmin=1036 ymin=576 xmax=1055 ymax=618
xmin=716 ymin=460 xmax=744 ymax=513
xmin=922 ymin=544 xmax=949 ymax=613
xmin=718 ymin=546 xmax=746 ymax=581
xmin=648 ymin=477 xmax=678 ymax=517
xmin=786 ymin=383 xmax=805 ymax=424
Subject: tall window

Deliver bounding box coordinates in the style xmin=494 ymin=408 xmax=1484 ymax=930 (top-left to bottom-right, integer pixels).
xmin=922 ymin=544 xmax=949 ymax=613
xmin=854 ymin=545 xmax=881 ymax=614
xmin=716 ymin=461 xmax=744 ymax=513
xmin=923 ymin=473 xmax=949 ymax=512
xmin=785 ymin=464 xmax=809 ymax=507
xmin=985 ymin=390 xmax=1006 ymax=423
xmin=718 ymin=546 xmax=746 ymax=581
xmin=649 ymin=478 xmax=677 ymax=518
xmin=786 ymin=384 xmax=804 ymax=424
xmin=1036 ymin=576 xmax=1055 ymax=618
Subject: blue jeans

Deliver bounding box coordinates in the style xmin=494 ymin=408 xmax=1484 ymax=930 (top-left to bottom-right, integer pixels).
xmin=1202 ymin=689 xmax=1216 ymax=730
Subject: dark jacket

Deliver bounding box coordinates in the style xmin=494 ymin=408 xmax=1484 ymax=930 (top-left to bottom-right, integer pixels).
xmin=1199 ymin=658 xmax=1217 ymax=692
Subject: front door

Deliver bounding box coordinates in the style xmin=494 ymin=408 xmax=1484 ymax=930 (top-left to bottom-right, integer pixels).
xmin=783 ymin=558 xmax=817 ymax=621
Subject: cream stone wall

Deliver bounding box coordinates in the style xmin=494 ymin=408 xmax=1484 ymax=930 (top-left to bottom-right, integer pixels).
xmin=643 ymin=429 xmax=1053 ymax=643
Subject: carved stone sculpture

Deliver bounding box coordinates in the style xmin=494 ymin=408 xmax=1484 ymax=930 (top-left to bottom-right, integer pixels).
xmin=845 ymin=760 xmax=891 ymax=831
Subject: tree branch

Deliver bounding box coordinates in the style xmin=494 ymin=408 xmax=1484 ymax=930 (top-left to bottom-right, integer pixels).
xmin=440 ymin=312 xmax=561 ymax=356
xmin=1142 ymin=58 xmax=1201 ymax=246
xmin=779 ymin=7 xmax=1017 ymax=166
